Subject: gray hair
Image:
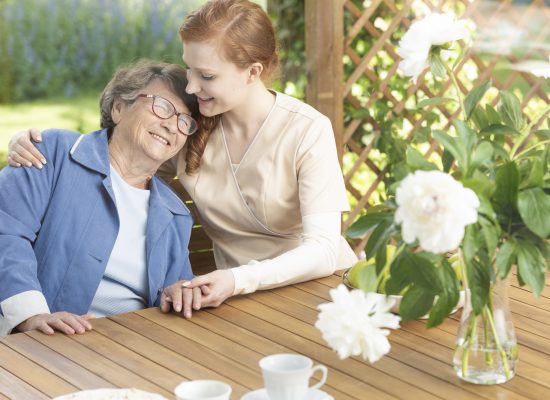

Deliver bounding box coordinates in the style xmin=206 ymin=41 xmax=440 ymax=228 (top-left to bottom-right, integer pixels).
xmin=99 ymin=59 xmax=199 ymax=131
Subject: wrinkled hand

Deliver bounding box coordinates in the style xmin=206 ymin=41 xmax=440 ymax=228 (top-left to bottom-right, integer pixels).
xmin=160 ymin=281 xmax=208 ymax=318
xmin=7 ymin=128 xmax=46 ymax=168
xmin=16 ymin=312 xmax=95 ymax=335
xmin=183 ymin=270 xmax=236 ymax=308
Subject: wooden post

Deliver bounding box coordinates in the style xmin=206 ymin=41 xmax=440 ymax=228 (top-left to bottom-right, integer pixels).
xmin=305 ymin=0 xmax=344 ymax=163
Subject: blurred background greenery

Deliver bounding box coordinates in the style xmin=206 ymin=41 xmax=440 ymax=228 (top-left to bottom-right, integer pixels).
xmin=0 ymin=0 xmax=306 ymax=169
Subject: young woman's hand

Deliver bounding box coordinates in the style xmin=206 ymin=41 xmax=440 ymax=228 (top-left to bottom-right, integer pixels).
xmin=16 ymin=312 xmax=94 ymax=335
xmin=7 ymin=128 xmax=46 ymax=168
xmin=160 ymin=281 xmax=208 ymax=318
xmin=183 ymin=270 xmax=236 ymax=308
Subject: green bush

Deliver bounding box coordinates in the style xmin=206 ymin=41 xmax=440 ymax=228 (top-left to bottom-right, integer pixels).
xmin=0 ymin=0 xmax=203 ymax=103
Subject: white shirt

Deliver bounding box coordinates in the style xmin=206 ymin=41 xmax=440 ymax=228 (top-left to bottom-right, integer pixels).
xmin=88 ymin=166 xmax=150 ymax=317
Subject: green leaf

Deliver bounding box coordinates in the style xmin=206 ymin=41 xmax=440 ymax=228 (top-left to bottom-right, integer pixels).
xmin=386 ymin=252 xmax=414 ymax=295
xmin=375 ymin=242 xmax=387 ymax=274
xmin=453 ymin=120 xmax=477 ymax=173
xmin=442 ymin=149 xmax=454 ymax=172
xmin=364 ymin=219 xmax=395 ymax=260
xmin=471 ymin=106 xmax=489 ymax=131
xmin=466 ymin=258 xmax=491 ymax=314
xmin=485 ymin=104 xmax=501 ymax=125
xmin=518 ymin=187 xmax=550 ymax=238
xmin=479 ymin=215 xmax=499 ymax=256
xmin=429 ymin=52 xmax=447 ymax=79
xmin=405 ymin=147 xmax=438 ymax=171
xmin=516 ymin=240 xmax=546 ymax=297
xmin=426 ymin=292 xmax=454 ymax=328
xmin=471 ymin=141 xmax=493 ymax=171
xmin=415 ymin=97 xmax=456 ymax=109
xmin=534 ymin=129 xmax=550 ymax=140
xmin=406 ymin=252 xmax=443 ymax=292
xmin=433 ymin=130 xmax=465 ymax=169
xmin=464 ymin=80 xmax=491 ymax=120
xmin=495 ymin=240 xmax=517 ymax=278
xmin=480 ymin=124 xmax=521 ymax=137
xmin=493 ymin=161 xmax=519 ymax=210
xmin=399 ymin=285 xmax=435 ymax=321
xmin=521 ymin=158 xmax=544 ymax=189
xmin=499 ymin=91 xmax=524 ymax=131
xmin=347 ymin=212 xmax=393 ymax=239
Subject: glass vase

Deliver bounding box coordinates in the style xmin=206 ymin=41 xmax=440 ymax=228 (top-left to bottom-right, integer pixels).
xmin=453 ymin=277 xmax=518 ymax=384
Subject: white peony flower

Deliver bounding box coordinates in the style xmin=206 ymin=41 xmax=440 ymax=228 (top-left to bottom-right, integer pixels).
xmin=397 ymin=13 xmax=470 ymax=83
xmin=395 ymin=170 xmax=480 ymax=253
xmin=513 ymin=56 xmax=550 ymax=79
xmin=315 ymin=285 xmax=400 ymax=363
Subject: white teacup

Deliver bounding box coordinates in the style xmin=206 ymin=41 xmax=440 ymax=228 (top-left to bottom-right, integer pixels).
xmin=174 ymin=380 xmax=232 ymax=400
xmin=259 ymin=354 xmax=328 ymax=400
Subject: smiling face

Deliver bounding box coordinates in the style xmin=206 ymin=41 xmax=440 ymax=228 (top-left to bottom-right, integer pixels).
xmin=182 ymin=40 xmax=251 ymax=117
xmin=110 ymin=79 xmax=190 ymax=165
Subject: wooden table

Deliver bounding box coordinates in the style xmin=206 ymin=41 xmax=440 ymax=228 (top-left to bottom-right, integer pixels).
xmin=1 ymin=271 xmax=549 ymax=399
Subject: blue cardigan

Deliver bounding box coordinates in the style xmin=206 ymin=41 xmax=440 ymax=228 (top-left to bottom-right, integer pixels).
xmin=0 ymin=129 xmax=193 ymax=315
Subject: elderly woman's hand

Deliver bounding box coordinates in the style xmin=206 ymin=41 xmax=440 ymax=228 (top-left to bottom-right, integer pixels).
xmin=7 ymin=128 xmax=46 ymax=168
xmin=16 ymin=312 xmax=94 ymax=335
xmin=183 ymin=270 xmax=236 ymax=308
xmin=160 ymin=281 xmax=207 ymax=318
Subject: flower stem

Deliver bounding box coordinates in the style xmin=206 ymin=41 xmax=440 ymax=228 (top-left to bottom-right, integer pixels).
xmin=443 ymin=60 xmax=466 ymax=120
xmin=375 ymin=242 xmax=406 ymax=292
xmin=484 ymin=298 xmax=511 ymax=379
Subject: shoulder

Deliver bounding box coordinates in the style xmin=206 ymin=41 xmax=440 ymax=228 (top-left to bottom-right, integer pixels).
xmin=274 ymin=92 xmax=331 ymax=126
xmin=39 ymin=129 xmax=82 ymax=149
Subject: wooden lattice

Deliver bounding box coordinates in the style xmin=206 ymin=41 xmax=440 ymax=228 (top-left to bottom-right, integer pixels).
xmin=337 ymin=0 xmax=550 ymax=253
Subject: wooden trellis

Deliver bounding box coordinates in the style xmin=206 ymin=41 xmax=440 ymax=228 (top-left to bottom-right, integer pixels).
xmin=305 ymin=0 xmax=550 ymax=254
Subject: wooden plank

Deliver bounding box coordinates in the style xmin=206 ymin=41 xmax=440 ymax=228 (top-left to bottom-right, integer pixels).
xmin=70 ymin=329 xmax=184 ymax=393
xmin=89 ymin=317 xmax=249 ymax=396
xmin=207 ymin=303 xmax=441 ymax=399
xmin=1 ymin=333 xmax=112 ymax=390
xmin=107 ymin=313 xmax=255 ymax=399
xmin=26 ymin=330 xmax=171 ymax=397
xmin=137 ymin=308 xmax=358 ymax=400
xmin=0 ymin=367 xmax=48 ymax=400
xmin=0 ymin=341 xmax=77 ymax=398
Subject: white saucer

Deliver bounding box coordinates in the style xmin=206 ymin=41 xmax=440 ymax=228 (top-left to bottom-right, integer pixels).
xmin=241 ymin=388 xmax=334 ymax=400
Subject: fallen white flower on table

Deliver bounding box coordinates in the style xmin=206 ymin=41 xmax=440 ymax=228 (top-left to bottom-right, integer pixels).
xmin=315 ymin=284 xmax=400 ymax=363
xmin=395 ymin=170 xmax=480 ymax=254
xmin=397 ymin=13 xmax=470 ymax=83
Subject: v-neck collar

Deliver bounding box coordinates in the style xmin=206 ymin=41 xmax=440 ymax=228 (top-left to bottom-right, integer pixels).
xmin=220 ymin=91 xmax=278 ymax=174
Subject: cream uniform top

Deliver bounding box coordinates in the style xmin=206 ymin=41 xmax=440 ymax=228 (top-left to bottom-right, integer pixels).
xmin=163 ymin=92 xmax=357 ymax=294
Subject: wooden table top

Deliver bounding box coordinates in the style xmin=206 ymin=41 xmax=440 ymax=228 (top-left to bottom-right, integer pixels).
xmin=1 ymin=271 xmax=549 ymax=400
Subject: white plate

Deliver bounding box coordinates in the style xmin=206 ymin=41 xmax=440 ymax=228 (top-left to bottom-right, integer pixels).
xmin=53 ymin=388 xmax=167 ymax=400
xmin=241 ymin=388 xmax=334 ymax=400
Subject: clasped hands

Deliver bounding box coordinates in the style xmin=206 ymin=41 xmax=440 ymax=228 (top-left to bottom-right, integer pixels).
xmin=160 ymin=269 xmax=235 ymax=318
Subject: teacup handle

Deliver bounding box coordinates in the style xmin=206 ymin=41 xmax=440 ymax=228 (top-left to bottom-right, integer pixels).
xmin=309 ymin=364 xmax=328 ymax=390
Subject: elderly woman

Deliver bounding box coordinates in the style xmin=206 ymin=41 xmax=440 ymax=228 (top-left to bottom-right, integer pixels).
xmin=0 ymin=60 xmax=199 ymax=336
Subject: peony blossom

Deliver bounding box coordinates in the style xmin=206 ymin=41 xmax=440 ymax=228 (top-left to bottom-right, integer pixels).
xmin=513 ymin=56 xmax=550 ymax=79
xmin=315 ymin=285 xmax=400 ymax=363
xmin=395 ymin=170 xmax=480 ymax=253
xmin=397 ymin=13 xmax=470 ymax=83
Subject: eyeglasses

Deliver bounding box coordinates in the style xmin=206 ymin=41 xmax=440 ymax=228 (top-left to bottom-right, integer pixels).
xmin=137 ymin=94 xmax=198 ymax=136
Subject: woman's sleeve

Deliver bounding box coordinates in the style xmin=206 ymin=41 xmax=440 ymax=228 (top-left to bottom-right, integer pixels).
xmin=231 ymin=212 xmax=341 ymax=294
xmin=0 ymin=140 xmax=56 ymax=334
